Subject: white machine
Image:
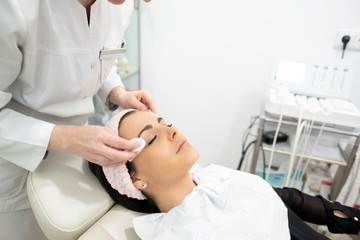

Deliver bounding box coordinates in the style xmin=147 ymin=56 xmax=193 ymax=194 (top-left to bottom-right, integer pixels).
xmin=262 ymin=58 xmax=360 ymax=188
xmin=265 ymin=87 xmax=360 ymax=129
xmin=265 ymin=59 xmax=360 ymax=128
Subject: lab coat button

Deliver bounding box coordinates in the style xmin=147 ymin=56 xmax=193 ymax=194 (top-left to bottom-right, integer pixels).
xmin=83 ymin=96 xmax=87 ymax=99
xmin=90 ymin=64 xmax=95 ymax=69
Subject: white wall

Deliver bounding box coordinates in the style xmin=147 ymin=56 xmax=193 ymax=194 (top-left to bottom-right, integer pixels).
xmin=138 ymin=0 xmax=360 ymax=169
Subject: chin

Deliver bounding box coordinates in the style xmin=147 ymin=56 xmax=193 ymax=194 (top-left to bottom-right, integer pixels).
xmin=187 ymin=149 xmax=200 ymax=165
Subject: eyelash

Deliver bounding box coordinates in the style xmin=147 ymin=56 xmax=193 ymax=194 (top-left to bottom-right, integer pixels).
xmin=148 ymin=124 xmax=173 ymax=146
xmin=148 ymin=135 xmax=157 ymax=145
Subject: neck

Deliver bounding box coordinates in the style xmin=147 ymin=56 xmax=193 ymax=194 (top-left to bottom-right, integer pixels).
xmin=150 ymin=175 xmax=196 ymax=213
xmin=78 ymin=0 xmax=96 ymax=24
xmin=78 ymin=0 xmax=96 ymax=8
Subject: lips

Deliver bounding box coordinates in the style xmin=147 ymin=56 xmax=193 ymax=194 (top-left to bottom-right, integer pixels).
xmin=176 ymin=139 xmax=187 ymax=154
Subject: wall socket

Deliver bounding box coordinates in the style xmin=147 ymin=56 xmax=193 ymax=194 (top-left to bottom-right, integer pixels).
xmin=335 ymin=29 xmax=360 ymax=50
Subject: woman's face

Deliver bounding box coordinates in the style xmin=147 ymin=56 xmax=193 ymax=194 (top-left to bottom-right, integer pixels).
xmin=119 ymin=111 xmax=199 ymax=186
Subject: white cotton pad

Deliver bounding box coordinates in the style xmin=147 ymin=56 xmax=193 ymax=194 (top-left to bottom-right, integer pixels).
xmin=130 ymin=138 xmax=146 ymax=154
xmin=148 ymin=110 xmax=158 ymax=117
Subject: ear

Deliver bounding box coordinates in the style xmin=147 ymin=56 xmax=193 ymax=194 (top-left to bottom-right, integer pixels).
xmin=130 ymin=174 xmax=148 ymax=190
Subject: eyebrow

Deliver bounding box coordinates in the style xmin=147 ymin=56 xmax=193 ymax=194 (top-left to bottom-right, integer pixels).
xmin=137 ymin=117 xmax=163 ymax=138
xmin=138 ymin=125 xmax=152 ymax=138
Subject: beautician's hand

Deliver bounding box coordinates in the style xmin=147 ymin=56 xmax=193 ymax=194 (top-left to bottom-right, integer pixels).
xmin=109 ymin=86 xmax=158 ymax=114
xmin=48 ymin=125 xmax=140 ymax=167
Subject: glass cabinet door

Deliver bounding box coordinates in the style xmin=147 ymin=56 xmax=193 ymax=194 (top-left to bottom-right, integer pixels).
xmin=118 ymin=6 xmax=140 ymax=91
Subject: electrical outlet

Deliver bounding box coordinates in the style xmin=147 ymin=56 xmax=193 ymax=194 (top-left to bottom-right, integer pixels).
xmin=335 ymin=29 xmax=360 ymax=50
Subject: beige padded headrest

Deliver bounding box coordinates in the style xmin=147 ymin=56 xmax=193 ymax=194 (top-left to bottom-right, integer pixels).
xmin=27 ymin=151 xmax=115 ymax=240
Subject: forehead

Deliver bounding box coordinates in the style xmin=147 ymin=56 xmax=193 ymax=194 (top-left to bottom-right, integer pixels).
xmin=118 ymin=111 xmax=158 ymax=139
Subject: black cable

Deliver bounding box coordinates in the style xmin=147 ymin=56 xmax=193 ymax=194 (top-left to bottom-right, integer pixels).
xmin=237 ymin=140 xmax=256 ymax=170
xmin=341 ymin=35 xmax=350 ymax=59
xmin=237 ymin=140 xmax=266 ymax=179
xmin=242 ymin=116 xmax=259 ymax=151
xmin=237 ymin=116 xmax=259 ymax=171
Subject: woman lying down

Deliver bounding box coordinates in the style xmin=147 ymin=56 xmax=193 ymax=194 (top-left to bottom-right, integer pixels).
xmin=89 ymin=109 xmax=360 ymax=240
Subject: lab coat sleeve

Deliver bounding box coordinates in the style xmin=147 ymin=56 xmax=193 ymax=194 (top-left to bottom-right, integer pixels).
xmin=97 ymin=64 xmax=125 ymax=111
xmin=0 ymin=1 xmax=55 ymax=172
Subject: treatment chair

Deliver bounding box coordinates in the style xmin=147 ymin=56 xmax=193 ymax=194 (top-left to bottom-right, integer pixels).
xmin=27 ymin=150 xmax=146 ymax=240
xmin=27 ymin=150 xmax=202 ymax=240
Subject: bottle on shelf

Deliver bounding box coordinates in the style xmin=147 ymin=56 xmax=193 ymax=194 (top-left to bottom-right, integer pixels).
xmin=354 ymin=187 xmax=360 ymax=209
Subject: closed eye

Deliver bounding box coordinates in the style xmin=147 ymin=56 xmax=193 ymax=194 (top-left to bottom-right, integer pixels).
xmin=148 ymin=135 xmax=157 ymax=145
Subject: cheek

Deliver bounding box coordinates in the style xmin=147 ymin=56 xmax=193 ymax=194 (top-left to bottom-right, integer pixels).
xmin=134 ymin=148 xmax=171 ymax=174
xmin=134 ymin=143 xmax=199 ymax=179
xmin=146 ymin=147 xmax=172 ymax=170
xmin=139 ymin=152 xmax=178 ymax=182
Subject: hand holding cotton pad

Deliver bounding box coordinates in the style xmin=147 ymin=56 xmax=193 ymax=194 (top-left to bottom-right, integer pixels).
xmin=130 ymin=138 xmax=146 ymax=154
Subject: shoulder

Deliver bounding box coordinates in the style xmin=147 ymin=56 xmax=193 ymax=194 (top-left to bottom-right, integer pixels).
xmin=196 ymin=164 xmax=274 ymax=194
xmin=199 ymin=164 xmax=262 ymax=181
xmin=0 ymin=1 xmax=30 ymax=52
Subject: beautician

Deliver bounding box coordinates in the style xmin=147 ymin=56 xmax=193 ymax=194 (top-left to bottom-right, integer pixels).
xmin=0 ymin=0 xmax=153 ymax=239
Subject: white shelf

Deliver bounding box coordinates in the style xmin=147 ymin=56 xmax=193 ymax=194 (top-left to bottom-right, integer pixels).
xmin=261 ymin=142 xmax=347 ymax=166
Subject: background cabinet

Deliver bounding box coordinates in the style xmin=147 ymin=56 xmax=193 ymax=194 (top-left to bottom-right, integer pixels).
xmin=118 ymin=6 xmax=140 ymax=91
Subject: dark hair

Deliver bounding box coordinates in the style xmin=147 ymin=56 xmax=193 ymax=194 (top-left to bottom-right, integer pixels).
xmin=117 ymin=109 xmax=137 ymax=131
xmin=88 ymin=109 xmax=160 ymax=214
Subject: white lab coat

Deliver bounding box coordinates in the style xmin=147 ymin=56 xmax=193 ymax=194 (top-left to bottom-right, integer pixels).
xmin=0 ymin=0 xmax=133 ymax=237
xmin=133 ymin=165 xmax=290 ymax=240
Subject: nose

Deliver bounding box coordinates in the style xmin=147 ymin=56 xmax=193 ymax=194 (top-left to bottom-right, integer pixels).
xmin=167 ymin=126 xmax=177 ymax=141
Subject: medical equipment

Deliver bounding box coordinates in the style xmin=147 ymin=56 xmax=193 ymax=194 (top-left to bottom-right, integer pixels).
xmin=262 ymin=131 xmax=288 ymax=144
xmin=249 ymin=58 xmax=360 ymax=200
xmin=263 ymin=58 xmax=360 ymax=188
xmin=270 ymin=59 xmax=357 ymax=100
xmin=265 ymin=87 xmax=360 ymax=129
xmin=237 ymin=116 xmax=259 ymax=171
